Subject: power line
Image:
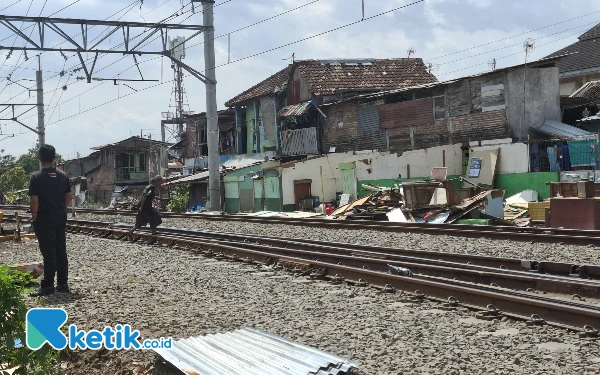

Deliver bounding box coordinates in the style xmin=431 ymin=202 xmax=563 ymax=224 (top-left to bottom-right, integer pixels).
xmin=0 ymin=0 xmax=23 ymax=12
xmin=0 ymin=0 xmax=142 ymax=86
xmin=213 ymin=0 xmax=426 ymax=69
xmin=438 ymin=30 xmax=583 ymax=78
xmin=1 ymin=0 xmax=181 ymax=102
xmin=187 ymin=0 xmax=321 ymax=49
xmin=2 ymin=0 xmax=233 ymax=103
xmin=429 ymin=9 xmax=600 ymax=61
xmin=0 ymin=0 xmax=34 ymax=87
xmin=45 ymin=0 xmax=428 ymax=125
xmin=436 ymin=20 xmax=599 ymax=67
xmin=27 ymin=0 xmax=330 ymax=118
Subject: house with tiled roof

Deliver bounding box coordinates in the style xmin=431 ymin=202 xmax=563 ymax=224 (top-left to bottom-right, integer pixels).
xmin=224 ymin=58 xmax=437 ymax=157
xmin=545 ymin=23 xmax=600 ymax=96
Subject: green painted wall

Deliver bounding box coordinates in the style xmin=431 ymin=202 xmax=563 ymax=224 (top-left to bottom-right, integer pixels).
xmin=495 ymin=172 xmax=559 ymax=200
xmin=224 ymin=165 xmax=262 ymax=213
xmin=246 ymin=105 xmax=256 ymax=153
xmin=226 ymin=165 xmax=261 ymax=189
xmin=282 ymin=204 xmax=296 ymax=212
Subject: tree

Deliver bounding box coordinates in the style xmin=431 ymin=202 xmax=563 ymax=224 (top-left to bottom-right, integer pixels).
xmin=15 ymin=146 xmax=63 ymax=174
xmin=0 ymin=149 xmax=16 ymax=175
xmin=0 ymin=166 xmax=29 ymax=194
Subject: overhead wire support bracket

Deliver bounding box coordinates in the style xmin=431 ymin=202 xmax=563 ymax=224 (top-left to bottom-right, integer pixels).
xmin=77 ymin=51 xmax=99 ymax=83
xmin=168 ymin=56 xmax=215 ymax=84
xmin=0 ymin=15 xmax=212 ymax=56
xmin=0 ymin=104 xmax=41 ymax=135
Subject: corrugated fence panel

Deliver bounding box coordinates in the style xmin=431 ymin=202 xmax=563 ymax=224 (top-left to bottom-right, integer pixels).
xmin=356 ymin=105 xmax=380 ymax=135
xmin=379 ymin=98 xmax=434 ymax=129
xmin=280 ymin=127 xmax=319 ymax=155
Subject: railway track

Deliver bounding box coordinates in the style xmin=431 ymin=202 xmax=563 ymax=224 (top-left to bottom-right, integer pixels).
xmin=4 ymin=213 xmax=600 ymax=334
xmin=58 ymin=219 xmax=600 ymax=335
xmin=5 ymin=204 xmax=600 ymax=246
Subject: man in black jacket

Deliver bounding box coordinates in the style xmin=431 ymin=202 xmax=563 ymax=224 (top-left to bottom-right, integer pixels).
xmin=129 ymin=175 xmax=163 ymax=236
xmin=29 ymin=145 xmax=73 ymax=296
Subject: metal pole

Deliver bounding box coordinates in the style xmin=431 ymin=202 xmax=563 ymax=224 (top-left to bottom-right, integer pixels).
xmin=203 ymin=0 xmax=220 ymax=211
xmin=149 ymin=133 xmax=152 ymax=184
xmin=36 ymin=55 xmax=45 ymax=147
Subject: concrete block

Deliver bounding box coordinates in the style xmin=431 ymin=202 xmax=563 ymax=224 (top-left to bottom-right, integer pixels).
xmin=469 ymin=141 xmax=480 ymax=147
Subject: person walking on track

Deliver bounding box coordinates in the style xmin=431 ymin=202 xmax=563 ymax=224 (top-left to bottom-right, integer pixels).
xmin=29 ymin=144 xmax=73 ymax=296
xmin=129 ymin=175 xmax=163 ymax=236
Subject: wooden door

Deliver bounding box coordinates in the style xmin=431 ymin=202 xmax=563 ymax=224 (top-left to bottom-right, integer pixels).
xmin=294 ymin=180 xmax=312 ymax=210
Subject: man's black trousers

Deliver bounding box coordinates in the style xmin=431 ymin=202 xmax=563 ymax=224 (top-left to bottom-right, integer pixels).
xmin=34 ymin=210 xmax=68 ymax=288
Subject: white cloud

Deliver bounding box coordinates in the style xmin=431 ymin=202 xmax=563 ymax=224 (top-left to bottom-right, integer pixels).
xmin=0 ymin=0 xmax=591 ymax=158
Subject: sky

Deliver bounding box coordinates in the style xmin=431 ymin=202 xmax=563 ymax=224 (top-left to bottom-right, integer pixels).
xmin=0 ymin=0 xmax=599 ymax=160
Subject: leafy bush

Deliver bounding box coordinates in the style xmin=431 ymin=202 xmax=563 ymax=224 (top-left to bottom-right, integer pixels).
xmin=0 ymin=266 xmax=61 ymax=375
xmin=0 ymin=167 xmax=29 ymax=197
xmin=166 ymin=185 xmax=189 ymax=213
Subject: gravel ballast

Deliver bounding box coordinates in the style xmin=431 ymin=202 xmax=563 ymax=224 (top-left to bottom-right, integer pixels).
xmin=75 ymin=213 xmax=600 ymax=265
xmin=2 ymin=233 xmax=600 ymax=375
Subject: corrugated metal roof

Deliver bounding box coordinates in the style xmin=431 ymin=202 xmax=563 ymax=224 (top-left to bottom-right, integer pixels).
xmin=165 ymin=157 xmax=267 ymax=186
xmin=154 ymin=328 xmax=359 ymax=375
xmin=277 ymin=101 xmax=314 ymax=117
xmin=535 ymin=119 xmax=593 ymax=139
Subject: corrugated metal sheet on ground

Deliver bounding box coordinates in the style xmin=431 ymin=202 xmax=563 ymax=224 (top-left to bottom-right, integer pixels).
xmin=154 ymin=328 xmax=359 ymax=375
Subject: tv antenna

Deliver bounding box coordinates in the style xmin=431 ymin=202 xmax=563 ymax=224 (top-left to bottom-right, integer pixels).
xmin=407 ymin=48 xmax=416 ymax=58
xmin=488 ymin=58 xmax=497 ymax=71
xmin=424 ymin=61 xmax=440 ymax=74
xmin=523 ymin=38 xmax=535 ymax=64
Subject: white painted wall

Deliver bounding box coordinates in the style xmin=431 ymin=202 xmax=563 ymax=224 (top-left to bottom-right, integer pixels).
xmin=398 ymin=144 xmax=463 ymax=178
xmin=354 ymin=153 xmax=400 ymax=181
xmin=280 ymin=151 xmax=385 ymax=205
xmin=471 ymin=142 xmax=528 ymax=174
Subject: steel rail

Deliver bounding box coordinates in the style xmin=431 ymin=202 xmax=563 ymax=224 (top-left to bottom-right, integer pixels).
xmin=82 ymin=224 xmax=600 ymax=298
xmin=5 ymin=205 xmax=600 ymax=246
xmin=4 ymin=214 xmax=598 ymax=279
xmin=63 ymin=223 xmax=600 ymax=333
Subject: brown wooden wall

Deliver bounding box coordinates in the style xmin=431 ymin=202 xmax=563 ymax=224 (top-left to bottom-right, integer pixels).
xmin=379 ymin=98 xmax=434 ymax=129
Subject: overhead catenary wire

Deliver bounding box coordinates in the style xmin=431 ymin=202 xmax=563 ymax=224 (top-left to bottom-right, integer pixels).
xmin=429 ymin=9 xmax=600 ymax=61
xmin=436 ymin=20 xmax=600 ymax=67
xmin=438 ymin=30 xmax=584 ymax=78
xmin=25 ymin=0 xmax=404 ymax=118
xmin=0 ymin=0 xmax=24 ymax=12
xmin=1 ymin=0 xmax=182 ymax=102
xmin=44 ymin=0 xmax=429 ymax=126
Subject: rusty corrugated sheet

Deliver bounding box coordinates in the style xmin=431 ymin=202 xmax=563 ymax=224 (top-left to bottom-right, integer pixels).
xmin=154 ymin=328 xmax=359 ymax=375
xmin=277 ymin=101 xmax=314 ymax=117
xmin=379 ymin=98 xmax=434 ymax=129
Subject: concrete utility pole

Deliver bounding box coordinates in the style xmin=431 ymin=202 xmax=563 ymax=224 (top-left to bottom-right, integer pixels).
xmin=202 ymin=0 xmax=220 ymax=211
xmin=36 ymin=55 xmax=45 ymax=146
